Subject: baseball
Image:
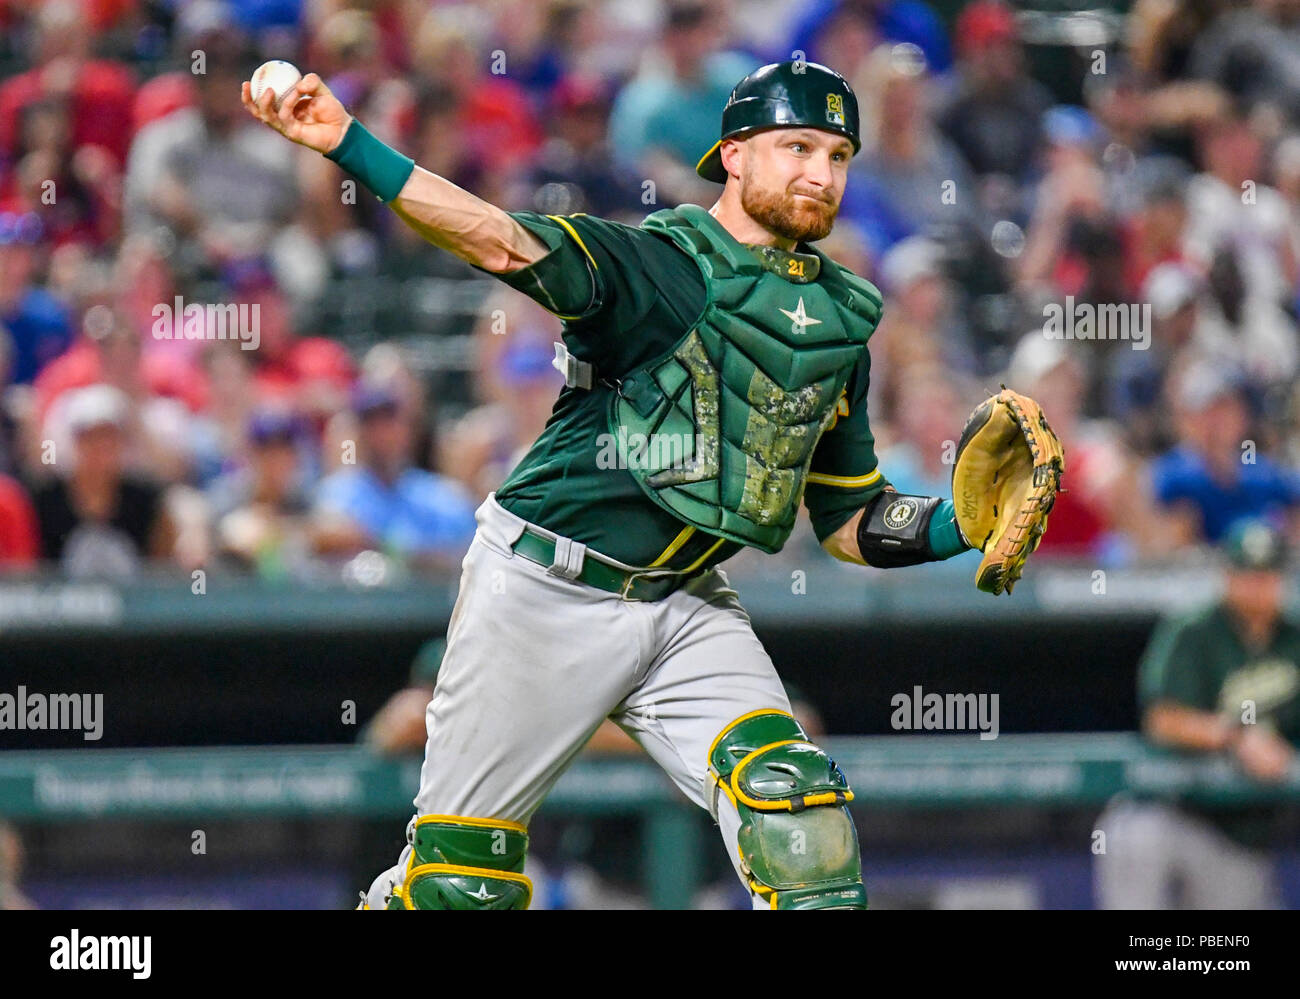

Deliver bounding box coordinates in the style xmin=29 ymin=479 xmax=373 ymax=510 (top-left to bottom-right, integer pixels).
xmin=250 ymin=60 xmax=302 ymax=111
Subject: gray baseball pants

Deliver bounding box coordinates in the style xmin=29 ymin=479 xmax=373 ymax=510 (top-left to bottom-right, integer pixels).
xmin=1093 ymin=796 xmax=1281 ymax=909
xmin=365 ymin=493 xmax=795 ymax=909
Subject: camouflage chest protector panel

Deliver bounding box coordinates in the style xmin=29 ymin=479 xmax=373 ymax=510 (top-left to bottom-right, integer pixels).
xmin=614 ymin=204 xmax=883 ymax=552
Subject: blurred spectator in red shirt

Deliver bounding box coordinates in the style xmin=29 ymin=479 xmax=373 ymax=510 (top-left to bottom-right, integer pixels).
xmin=1003 ymin=331 xmax=1159 ymax=561
xmin=0 ymin=0 xmax=137 ymax=170
xmin=34 ymin=304 xmax=196 ymax=483
xmin=409 ymin=7 xmax=543 ymax=179
xmin=238 ymin=272 xmax=354 ymax=422
xmin=1121 ymin=174 xmax=1193 ymax=297
xmin=0 ymin=472 xmax=38 ymax=568
xmin=0 ymin=95 xmax=119 ymax=248
xmin=81 ymin=0 xmax=138 ymax=33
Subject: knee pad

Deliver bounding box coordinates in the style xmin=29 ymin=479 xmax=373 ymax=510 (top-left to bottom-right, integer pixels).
xmin=386 ymin=814 xmax=533 ymax=910
xmin=708 ymin=710 xmax=866 ymax=910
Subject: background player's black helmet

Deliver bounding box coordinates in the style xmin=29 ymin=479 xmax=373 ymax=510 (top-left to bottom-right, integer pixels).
xmin=696 ymin=60 xmax=861 ymax=184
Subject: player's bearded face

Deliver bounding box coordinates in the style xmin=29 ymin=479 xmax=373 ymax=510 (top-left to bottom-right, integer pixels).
xmin=739 ymin=143 xmax=841 ymax=243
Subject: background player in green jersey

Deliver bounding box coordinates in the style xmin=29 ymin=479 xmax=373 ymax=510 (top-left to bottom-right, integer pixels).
xmin=1095 ymin=519 xmax=1299 ymax=908
xmin=242 ymin=59 xmax=1000 ymax=910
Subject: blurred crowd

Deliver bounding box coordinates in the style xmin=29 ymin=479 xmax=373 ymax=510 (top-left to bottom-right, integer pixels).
xmin=2 ymin=0 xmax=1300 ymax=581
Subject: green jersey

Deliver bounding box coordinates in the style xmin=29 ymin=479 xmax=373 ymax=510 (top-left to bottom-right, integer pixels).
xmin=1138 ymin=602 xmax=1300 ymax=847
xmin=488 ymin=210 xmax=891 ymax=570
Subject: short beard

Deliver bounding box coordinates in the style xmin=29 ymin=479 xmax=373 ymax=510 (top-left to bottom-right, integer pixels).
xmin=740 ymin=167 xmax=838 ymax=244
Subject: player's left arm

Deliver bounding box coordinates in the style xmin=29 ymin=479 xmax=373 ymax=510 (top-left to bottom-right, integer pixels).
xmin=806 ymin=357 xmax=970 ymax=568
xmin=819 ymin=489 xmax=970 ymax=568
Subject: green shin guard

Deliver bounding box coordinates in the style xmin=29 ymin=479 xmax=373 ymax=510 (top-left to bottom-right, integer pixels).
xmin=709 ymin=710 xmax=867 ymax=910
xmin=388 ymin=814 xmax=532 ymax=910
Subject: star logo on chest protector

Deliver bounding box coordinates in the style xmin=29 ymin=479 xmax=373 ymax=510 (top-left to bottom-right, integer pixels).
xmin=779 ymin=297 xmax=822 ymax=331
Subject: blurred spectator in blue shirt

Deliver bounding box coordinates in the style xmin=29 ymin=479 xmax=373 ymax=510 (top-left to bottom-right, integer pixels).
xmin=312 ymin=382 xmax=477 ymax=568
xmin=1151 ymin=364 xmax=1300 ymax=546
xmin=0 ymin=212 xmax=73 ymax=384
xmin=835 ymin=170 xmax=915 ymax=261
xmin=229 ymin=0 xmax=302 ymax=32
xmin=781 ymin=0 xmax=951 ymax=78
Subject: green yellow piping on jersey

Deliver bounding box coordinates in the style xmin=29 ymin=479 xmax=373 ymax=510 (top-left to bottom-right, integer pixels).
xmin=805 ymin=468 xmax=883 ymax=488
xmin=527 ymin=213 xmax=600 ymax=321
xmin=649 ymin=523 xmax=697 ymax=566
xmin=544 ymin=215 xmax=599 ymax=271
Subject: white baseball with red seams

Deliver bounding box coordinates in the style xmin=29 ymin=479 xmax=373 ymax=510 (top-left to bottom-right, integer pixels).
xmin=250 ymin=60 xmax=301 ymax=111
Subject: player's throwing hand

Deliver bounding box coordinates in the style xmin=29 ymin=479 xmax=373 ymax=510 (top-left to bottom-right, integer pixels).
xmin=240 ymin=72 xmax=352 ymax=155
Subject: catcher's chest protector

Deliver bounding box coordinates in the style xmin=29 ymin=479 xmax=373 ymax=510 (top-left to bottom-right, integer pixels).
xmin=614 ymin=204 xmax=883 ymax=552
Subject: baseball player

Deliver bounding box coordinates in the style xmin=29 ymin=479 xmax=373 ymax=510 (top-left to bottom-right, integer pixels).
xmin=1095 ymin=519 xmax=1298 ymax=909
xmin=242 ymin=59 xmax=1062 ymax=910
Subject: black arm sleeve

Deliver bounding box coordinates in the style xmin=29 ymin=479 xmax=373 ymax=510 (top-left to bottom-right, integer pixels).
xmin=854 ymin=491 xmax=948 ymax=568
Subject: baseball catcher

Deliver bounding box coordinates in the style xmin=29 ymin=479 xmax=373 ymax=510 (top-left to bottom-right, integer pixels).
xmin=242 ymin=58 xmax=1063 ymax=910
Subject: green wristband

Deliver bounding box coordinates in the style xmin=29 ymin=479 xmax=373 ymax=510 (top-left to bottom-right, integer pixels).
xmin=324 ymin=118 xmax=415 ymax=203
xmin=927 ymin=499 xmax=971 ymax=560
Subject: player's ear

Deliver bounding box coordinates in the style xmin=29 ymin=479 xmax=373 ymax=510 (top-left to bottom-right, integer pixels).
xmin=719 ymin=137 xmax=745 ymax=181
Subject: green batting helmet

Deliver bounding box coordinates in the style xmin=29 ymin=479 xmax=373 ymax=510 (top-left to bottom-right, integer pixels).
xmin=695 ymin=60 xmax=861 ymax=183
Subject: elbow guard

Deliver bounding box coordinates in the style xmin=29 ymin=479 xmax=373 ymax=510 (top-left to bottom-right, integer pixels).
xmin=855 ymin=492 xmax=963 ymax=568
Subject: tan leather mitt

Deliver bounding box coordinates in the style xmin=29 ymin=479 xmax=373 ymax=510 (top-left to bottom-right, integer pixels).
xmin=951 ymin=387 xmax=1065 ymax=595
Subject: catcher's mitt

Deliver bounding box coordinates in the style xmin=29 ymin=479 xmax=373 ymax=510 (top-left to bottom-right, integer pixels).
xmin=951 ymin=387 xmax=1065 ymax=595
